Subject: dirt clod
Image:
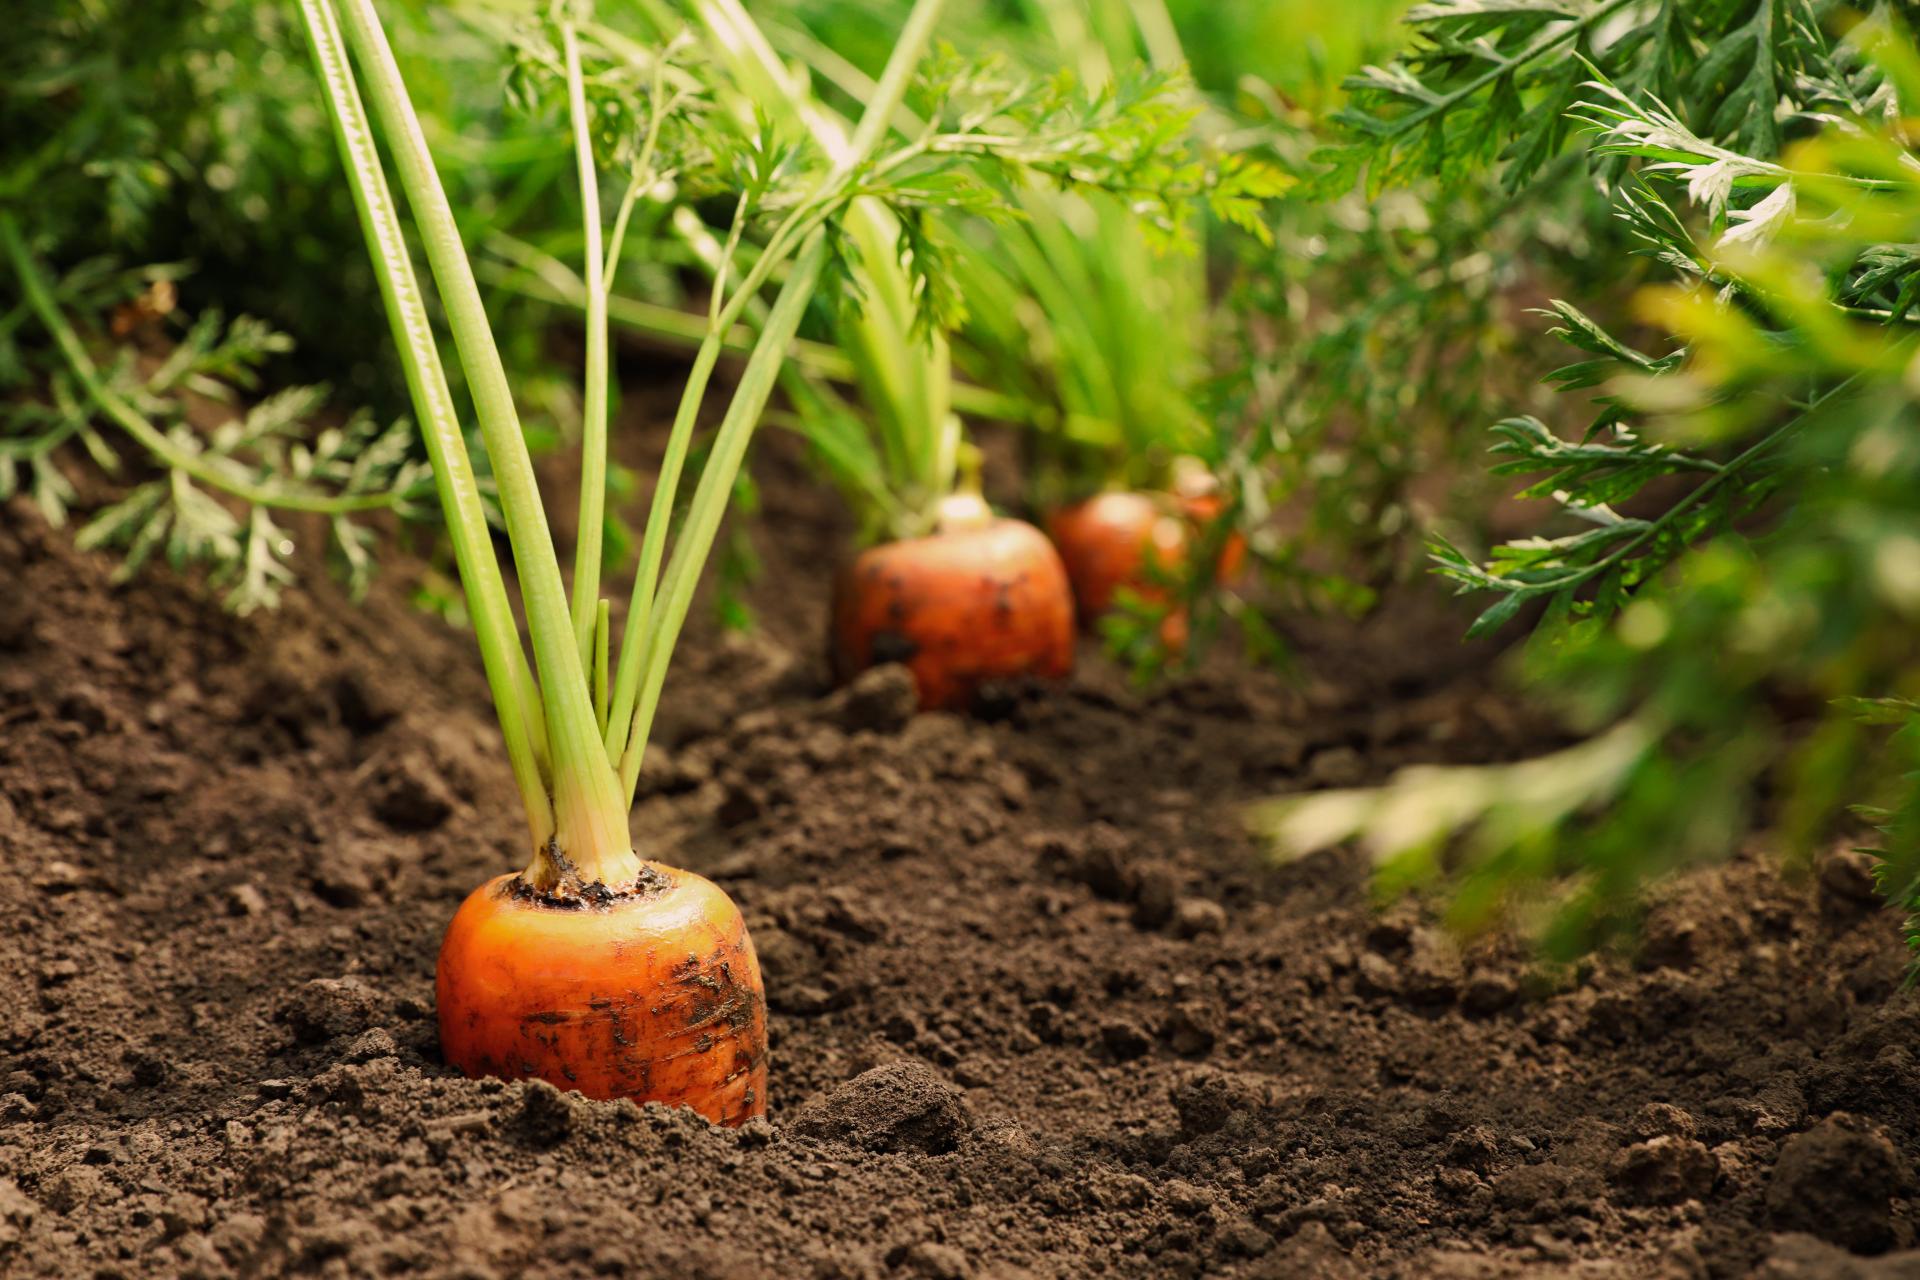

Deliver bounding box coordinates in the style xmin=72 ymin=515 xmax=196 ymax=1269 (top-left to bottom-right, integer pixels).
xmin=226 ymin=883 xmax=267 ymax=916
xmin=1171 ymin=1068 xmax=1272 ymax=1139
xmin=790 ymin=1060 xmax=971 ymax=1154
xmin=888 ymin=1240 xmax=973 ymax=1279
xmin=1166 ymin=1000 xmax=1219 ymax=1057
xmin=1610 ymin=1135 xmax=1718 ymax=1205
xmin=1756 ymin=1233 xmax=1920 ymax=1278
xmin=368 ymin=750 xmax=457 ymax=830
xmin=1461 ymin=970 xmax=1518 ymax=1015
xmin=1767 ymin=1114 xmax=1911 ymax=1253
xmin=1100 ymin=1018 xmax=1152 ymax=1061
xmin=516 ymin=1080 xmax=578 ymax=1146
xmin=826 ymin=663 xmax=920 ymax=734
xmin=1130 ymin=860 xmax=1180 ymax=928
xmin=1172 ymin=896 xmax=1226 ymax=938
xmin=1821 ymin=849 xmax=1883 ymax=911
xmin=282 ymin=977 xmax=379 ymax=1045
xmin=1629 ymin=1102 xmax=1698 ymax=1141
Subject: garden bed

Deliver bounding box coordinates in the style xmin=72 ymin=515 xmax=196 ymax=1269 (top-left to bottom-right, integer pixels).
xmin=1 ymin=420 xmax=1916 ymax=1280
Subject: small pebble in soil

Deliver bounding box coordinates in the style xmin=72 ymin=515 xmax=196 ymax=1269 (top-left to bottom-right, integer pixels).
xmin=789 ymin=1060 xmax=971 ymax=1154
xmin=1172 ymin=897 xmax=1226 ymax=939
xmin=1765 ymin=1114 xmax=1911 ymax=1253
xmin=1610 ymin=1136 xmax=1718 ymax=1206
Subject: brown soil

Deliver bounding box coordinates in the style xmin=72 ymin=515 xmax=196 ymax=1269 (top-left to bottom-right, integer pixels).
xmin=3 ymin=403 xmax=1919 ymax=1280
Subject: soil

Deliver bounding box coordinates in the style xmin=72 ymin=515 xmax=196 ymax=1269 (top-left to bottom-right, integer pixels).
xmin=4 ymin=387 xmax=1920 ymax=1280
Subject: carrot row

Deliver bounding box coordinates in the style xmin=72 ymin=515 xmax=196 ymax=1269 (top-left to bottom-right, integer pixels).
xmin=831 ymin=489 xmax=1244 ymax=710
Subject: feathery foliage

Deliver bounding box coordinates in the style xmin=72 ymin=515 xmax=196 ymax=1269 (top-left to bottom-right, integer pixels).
xmin=1256 ymin=4 xmax=1920 ymax=953
xmin=2 ymin=232 xmax=430 ymax=613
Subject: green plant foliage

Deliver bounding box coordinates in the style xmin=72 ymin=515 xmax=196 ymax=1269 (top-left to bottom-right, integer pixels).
xmin=1318 ymin=0 xmax=1890 ymax=196
xmin=0 ymin=1 xmax=400 ymax=394
xmin=2 ymin=246 xmax=432 ymax=613
xmin=1257 ymin=4 xmax=1920 ymax=951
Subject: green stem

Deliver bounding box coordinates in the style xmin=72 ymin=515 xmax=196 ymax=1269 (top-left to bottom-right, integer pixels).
xmin=615 ymin=0 xmax=952 ymax=787
xmin=593 ymin=598 xmax=611 ymax=733
xmin=620 ymin=232 xmax=829 ymax=797
xmin=603 ymin=46 xmax=670 ymax=283
xmin=288 ymin=0 xmax=555 ymax=848
xmin=601 ymin=332 xmax=721 ymax=762
xmin=601 ymin=193 xmax=847 ymax=762
xmin=482 ymin=236 xmax=1038 ymax=423
xmin=333 ymin=0 xmax=633 ymax=887
xmin=697 ymin=0 xmax=957 ymax=537
xmin=839 ymin=0 xmax=945 ymax=171
xmin=563 ymin=20 xmax=610 ymax=670
xmin=1380 ymin=0 xmax=1639 ymax=142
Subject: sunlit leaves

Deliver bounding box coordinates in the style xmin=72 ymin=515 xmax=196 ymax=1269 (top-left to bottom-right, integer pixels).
xmin=1261 ymin=0 xmax=1920 ymax=955
xmin=1321 ymin=0 xmax=1875 ymax=196
xmin=904 ymin=54 xmax=1289 ymax=253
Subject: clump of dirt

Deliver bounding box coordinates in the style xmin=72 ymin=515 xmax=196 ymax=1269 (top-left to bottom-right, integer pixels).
xmin=4 ymin=420 xmax=1920 ymax=1278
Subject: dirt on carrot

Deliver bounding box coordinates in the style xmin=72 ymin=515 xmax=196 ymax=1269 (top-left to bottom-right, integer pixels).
xmin=3 ymin=415 xmax=1919 ymax=1279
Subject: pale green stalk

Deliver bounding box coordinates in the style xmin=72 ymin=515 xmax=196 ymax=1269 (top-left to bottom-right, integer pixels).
xmin=484 ymin=228 xmax=1038 ymax=424
xmin=289 ymin=0 xmax=556 ymax=848
xmin=610 ymin=0 xmax=953 ymax=781
xmin=696 ymin=0 xmax=956 ymax=539
xmin=563 ymin=19 xmax=611 ymax=673
xmin=619 ymin=233 xmax=828 ymax=796
xmin=593 ymin=599 xmax=611 ymax=735
xmin=333 ymin=0 xmax=634 ymax=887
xmin=599 ymin=164 xmax=872 ymax=762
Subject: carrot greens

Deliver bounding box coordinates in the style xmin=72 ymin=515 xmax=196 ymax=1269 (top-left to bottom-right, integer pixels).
xmin=293 ymin=0 xmax=1220 ymax=882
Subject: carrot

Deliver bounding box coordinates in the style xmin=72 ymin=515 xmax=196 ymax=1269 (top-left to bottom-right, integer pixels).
xmin=1047 ymin=489 xmax=1246 ymax=652
xmin=438 ymin=867 xmax=766 ymax=1123
xmin=299 ymin=0 xmax=954 ymax=1121
xmin=832 ymin=496 xmax=1075 ymax=710
xmin=1047 ymin=491 xmax=1186 ymax=621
